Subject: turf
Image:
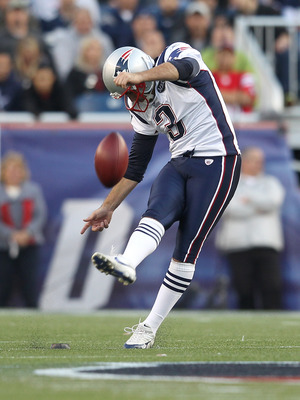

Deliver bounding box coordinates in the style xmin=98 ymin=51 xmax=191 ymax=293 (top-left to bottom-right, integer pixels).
xmin=0 ymin=310 xmax=300 ymax=400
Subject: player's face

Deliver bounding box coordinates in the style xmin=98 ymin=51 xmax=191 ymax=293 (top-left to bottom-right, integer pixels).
xmin=126 ymin=91 xmax=138 ymax=103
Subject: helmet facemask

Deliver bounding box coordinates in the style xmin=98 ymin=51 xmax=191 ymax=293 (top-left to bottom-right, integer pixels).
xmin=121 ymin=82 xmax=154 ymax=112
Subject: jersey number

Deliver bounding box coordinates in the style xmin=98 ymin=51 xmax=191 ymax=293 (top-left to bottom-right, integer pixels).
xmin=154 ymin=104 xmax=186 ymax=141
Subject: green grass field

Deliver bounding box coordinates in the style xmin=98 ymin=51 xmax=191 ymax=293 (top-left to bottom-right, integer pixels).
xmin=0 ymin=310 xmax=300 ymax=400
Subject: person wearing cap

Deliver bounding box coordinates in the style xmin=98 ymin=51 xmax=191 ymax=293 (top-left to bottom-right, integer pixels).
xmin=182 ymin=1 xmax=212 ymax=52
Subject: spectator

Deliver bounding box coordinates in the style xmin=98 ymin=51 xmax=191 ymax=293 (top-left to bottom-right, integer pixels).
xmin=0 ymin=0 xmax=42 ymax=57
xmin=0 ymin=50 xmax=22 ymax=110
xmin=199 ymin=0 xmax=228 ymax=19
xmin=202 ymin=20 xmax=254 ymax=73
xmin=150 ymin=0 xmax=186 ymax=45
xmin=14 ymin=35 xmax=56 ymax=88
xmin=211 ymin=43 xmax=257 ymax=116
xmin=65 ymin=36 xmax=106 ymax=98
xmin=30 ymin=0 xmax=101 ymax=33
xmin=75 ymin=0 xmax=101 ymax=25
xmin=50 ymin=7 xmax=113 ymax=80
xmin=131 ymin=11 xmax=158 ymax=49
xmin=0 ymin=0 xmax=40 ymax=30
xmin=21 ymin=63 xmax=78 ymax=118
xmin=139 ymin=29 xmax=166 ymax=60
xmin=0 ymin=151 xmax=47 ymax=308
xmin=101 ymin=0 xmax=141 ymax=48
xmin=30 ymin=0 xmax=77 ymax=33
xmin=228 ymin=0 xmax=298 ymax=105
xmin=215 ymin=147 xmax=285 ymax=310
xmin=182 ymin=1 xmax=211 ymax=53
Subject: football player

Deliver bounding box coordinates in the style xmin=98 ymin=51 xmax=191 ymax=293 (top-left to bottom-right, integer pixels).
xmin=81 ymin=42 xmax=241 ymax=349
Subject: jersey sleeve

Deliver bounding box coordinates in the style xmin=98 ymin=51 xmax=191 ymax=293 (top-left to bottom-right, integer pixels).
xmin=168 ymin=58 xmax=200 ymax=81
xmin=124 ymin=132 xmax=158 ymax=182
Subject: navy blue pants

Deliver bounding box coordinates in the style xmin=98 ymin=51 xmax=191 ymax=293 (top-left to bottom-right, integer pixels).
xmin=0 ymin=245 xmax=39 ymax=308
xmin=227 ymin=247 xmax=282 ymax=310
xmin=143 ymin=155 xmax=241 ymax=264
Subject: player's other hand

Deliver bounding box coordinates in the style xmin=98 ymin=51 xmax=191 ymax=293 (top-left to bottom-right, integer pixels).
xmin=80 ymin=207 xmax=113 ymax=234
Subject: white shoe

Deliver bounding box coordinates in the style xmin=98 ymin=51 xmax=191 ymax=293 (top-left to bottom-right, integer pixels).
xmin=124 ymin=322 xmax=155 ymax=349
xmin=92 ymin=252 xmax=136 ymax=285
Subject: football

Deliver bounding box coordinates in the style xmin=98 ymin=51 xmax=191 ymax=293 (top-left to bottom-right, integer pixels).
xmin=94 ymin=132 xmax=129 ymax=188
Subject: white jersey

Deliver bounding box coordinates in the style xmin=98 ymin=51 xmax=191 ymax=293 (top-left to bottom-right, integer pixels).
xmin=129 ymin=42 xmax=240 ymax=158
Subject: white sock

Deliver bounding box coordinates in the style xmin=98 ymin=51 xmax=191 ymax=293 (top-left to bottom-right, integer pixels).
xmin=119 ymin=217 xmax=165 ymax=269
xmin=143 ymin=259 xmax=195 ymax=333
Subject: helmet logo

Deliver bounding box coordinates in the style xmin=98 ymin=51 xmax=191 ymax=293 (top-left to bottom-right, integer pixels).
xmin=114 ymin=49 xmax=133 ymax=77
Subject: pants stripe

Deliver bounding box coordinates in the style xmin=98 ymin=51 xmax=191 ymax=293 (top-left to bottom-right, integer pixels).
xmin=184 ymin=155 xmax=239 ymax=263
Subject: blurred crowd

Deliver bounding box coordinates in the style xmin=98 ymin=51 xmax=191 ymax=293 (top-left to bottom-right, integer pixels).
xmin=0 ymin=0 xmax=299 ymax=119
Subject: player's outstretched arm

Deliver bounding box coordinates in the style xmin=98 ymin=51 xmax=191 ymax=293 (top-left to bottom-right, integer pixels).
xmin=114 ymin=62 xmax=180 ymax=89
xmin=80 ymin=177 xmax=138 ymax=234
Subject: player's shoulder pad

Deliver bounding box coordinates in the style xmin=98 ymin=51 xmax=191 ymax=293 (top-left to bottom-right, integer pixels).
xmin=165 ymin=42 xmax=202 ymax=63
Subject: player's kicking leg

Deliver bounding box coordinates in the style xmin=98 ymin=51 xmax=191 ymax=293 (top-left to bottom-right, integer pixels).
xmin=92 ymin=253 xmax=155 ymax=348
xmin=91 ymin=252 xmax=136 ymax=285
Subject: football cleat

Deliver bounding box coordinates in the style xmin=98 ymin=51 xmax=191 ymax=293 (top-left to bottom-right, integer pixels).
xmin=124 ymin=322 xmax=155 ymax=349
xmin=91 ymin=252 xmax=136 ymax=285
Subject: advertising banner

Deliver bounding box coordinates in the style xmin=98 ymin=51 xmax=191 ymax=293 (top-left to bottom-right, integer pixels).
xmin=1 ymin=121 xmax=299 ymax=310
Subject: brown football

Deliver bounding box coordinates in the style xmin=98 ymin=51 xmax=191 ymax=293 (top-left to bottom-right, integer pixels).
xmin=94 ymin=132 xmax=129 ymax=188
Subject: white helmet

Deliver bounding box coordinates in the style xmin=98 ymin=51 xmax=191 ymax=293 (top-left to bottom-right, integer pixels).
xmin=102 ymin=46 xmax=155 ymax=112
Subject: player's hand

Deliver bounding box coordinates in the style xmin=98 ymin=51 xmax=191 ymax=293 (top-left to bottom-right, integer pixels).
xmin=80 ymin=207 xmax=113 ymax=234
xmin=114 ymin=71 xmax=142 ymax=89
